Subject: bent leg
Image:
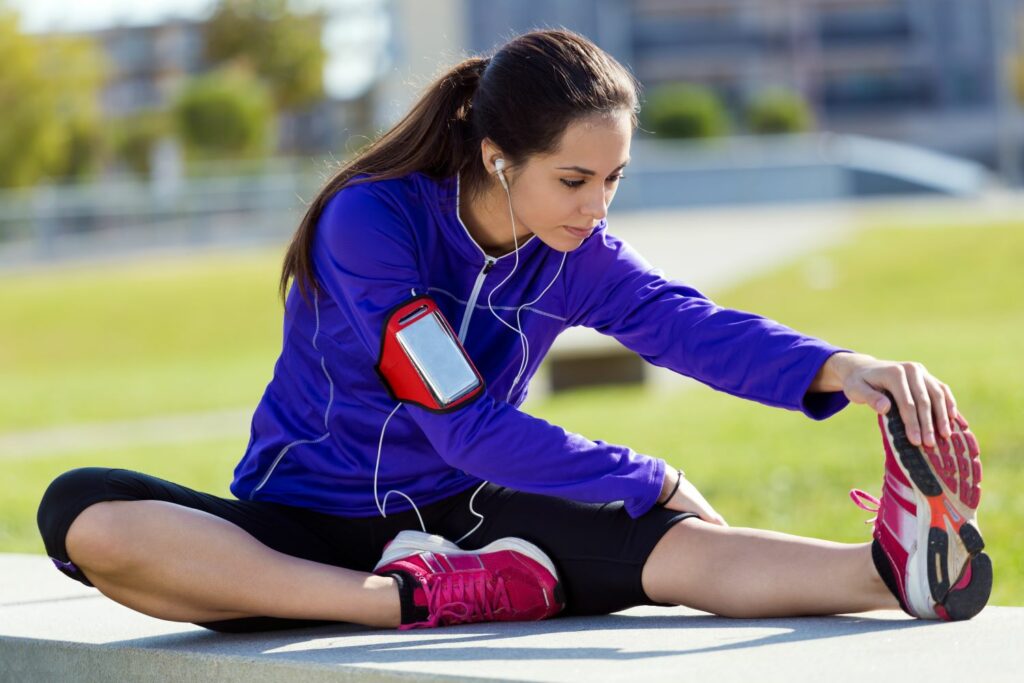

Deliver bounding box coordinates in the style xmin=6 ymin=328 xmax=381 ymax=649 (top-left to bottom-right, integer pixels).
xmin=38 ymin=468 xmax=401 ymax=629
xmin=642 ymin=517 xmax=898 ymax=618
xmin=66 ymin=499 xmax=401 ymax=628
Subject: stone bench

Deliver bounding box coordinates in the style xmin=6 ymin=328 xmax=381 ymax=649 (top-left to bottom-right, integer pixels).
xmin=2 ymin=554 xmax=1020 ymax=682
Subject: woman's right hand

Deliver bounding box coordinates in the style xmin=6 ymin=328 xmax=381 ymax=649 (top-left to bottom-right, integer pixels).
xmin=659 ymin=467 xmax=728 ymax=526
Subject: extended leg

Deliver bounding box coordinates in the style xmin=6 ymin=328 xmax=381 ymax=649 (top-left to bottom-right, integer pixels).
xmin=641 ymin=517 xmax=898 ymax=618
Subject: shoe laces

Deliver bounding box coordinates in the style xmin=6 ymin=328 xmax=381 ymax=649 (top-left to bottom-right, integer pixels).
xmin=849 ymin=488 xmax=881 ymax=524
xmin=418 ymin=570 xmax=511 ymax=628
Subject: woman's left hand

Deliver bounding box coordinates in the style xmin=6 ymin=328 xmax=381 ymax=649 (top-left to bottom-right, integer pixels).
xmin=813 ymin=351 xmax=963 ymax=449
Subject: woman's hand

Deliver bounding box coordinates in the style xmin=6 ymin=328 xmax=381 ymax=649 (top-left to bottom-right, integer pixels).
xmin=658 ymin=467 xmax=728 ymax=526
xmin=812 ymin=351 xmax=963 ymax=449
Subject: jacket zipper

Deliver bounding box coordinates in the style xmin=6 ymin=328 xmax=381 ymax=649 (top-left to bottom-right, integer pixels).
xmin=457 ymin=256 xmax=497 ymax=342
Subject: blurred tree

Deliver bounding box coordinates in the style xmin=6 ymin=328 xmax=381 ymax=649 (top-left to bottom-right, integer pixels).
xmin=0 ymin=10 xmax=107 ymax=187
xmin=112 ymin=110 xmax=172 ymax=177
xmin=38 ymin=34 xmax=109 ymax=181
xmin=173 ymin=67 xmax=274 ymax=158
xmin=642 ymin=83 xmax=730 ymax=139
xmin=744 ymin=88 xmax=814 ymax=135
xmin=204 ymin=0 xmax=326 ymax=110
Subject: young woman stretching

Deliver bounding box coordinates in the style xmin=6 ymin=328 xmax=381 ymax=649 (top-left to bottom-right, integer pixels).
xmin=38 ymin=29 xmax=990 ymax=631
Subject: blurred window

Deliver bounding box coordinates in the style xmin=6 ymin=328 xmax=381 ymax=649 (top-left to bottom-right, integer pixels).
xmin=822 ymin=69 xmax=933 ymax=111
xmin=818 ymin=3 xmax=911 ymax=45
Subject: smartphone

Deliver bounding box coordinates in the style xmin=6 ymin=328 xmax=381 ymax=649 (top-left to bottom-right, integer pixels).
xmin=395 ymin=307 xmax=481 ymax=407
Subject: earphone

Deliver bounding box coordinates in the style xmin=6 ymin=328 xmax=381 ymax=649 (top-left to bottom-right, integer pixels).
xmin=494 ymin=157 xmax=508 ymax=190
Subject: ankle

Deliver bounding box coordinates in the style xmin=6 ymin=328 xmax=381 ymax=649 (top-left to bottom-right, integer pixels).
xmin=374 ymin=574 xmax=403 ymax=628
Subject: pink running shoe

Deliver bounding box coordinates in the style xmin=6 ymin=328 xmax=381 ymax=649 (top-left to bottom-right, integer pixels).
xmin=373 ymin=530 xmax=564 ymax=630
xmin=851 ymin=392 xmax=991 ymax=620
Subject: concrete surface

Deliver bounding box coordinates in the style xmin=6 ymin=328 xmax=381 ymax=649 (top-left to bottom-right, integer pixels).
xmin=2 ymin=554 xmax=1021 ymax=683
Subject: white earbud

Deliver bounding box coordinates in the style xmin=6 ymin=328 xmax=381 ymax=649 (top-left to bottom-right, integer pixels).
xmin=494 ymin=157 xmax=508 ymax=190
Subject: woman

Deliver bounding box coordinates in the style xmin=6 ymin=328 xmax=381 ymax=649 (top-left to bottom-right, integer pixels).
xmin=38 ymin=29 xmax=990 ymax=631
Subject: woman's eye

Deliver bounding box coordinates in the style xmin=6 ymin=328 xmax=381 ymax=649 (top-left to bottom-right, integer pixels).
xmin=561 ymin=175 xmax=624 ymax=189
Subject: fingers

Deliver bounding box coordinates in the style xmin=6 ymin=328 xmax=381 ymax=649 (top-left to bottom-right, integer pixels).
xmin=941 ymin=382 xmax=969 ymax=429
xmin=885 ymin=364 xmax=922 ymax=446
xmin=905 ymin=363 xmax=936 ymax=448
xmin=929 ymin=380 xmax=952 ymax=441
xmin=884 ymin=362 xmax=961 ymax=448
xmin=668 ymin=477 xmax=729 ymax=526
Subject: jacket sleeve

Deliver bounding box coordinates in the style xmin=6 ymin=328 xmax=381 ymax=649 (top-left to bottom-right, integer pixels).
xmin=312 ymin=183 xmax=665 ymax=518
xmin=564 ymin=227 xmax=850 ymax=420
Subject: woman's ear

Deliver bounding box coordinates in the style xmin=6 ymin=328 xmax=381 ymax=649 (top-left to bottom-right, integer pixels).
xmin=480 ymin=138 xmax=505 ymax=174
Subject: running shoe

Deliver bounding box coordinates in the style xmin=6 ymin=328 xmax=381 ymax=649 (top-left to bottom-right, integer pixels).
xmin=851 ymin=391 xmax=991 ymax=620
xmin=373 ymin=530 xmax=564 ymax=629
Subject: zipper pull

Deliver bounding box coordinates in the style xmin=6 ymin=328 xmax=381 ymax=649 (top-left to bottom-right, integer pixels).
xmin=483 ymin=257 xmax=496 ymax=274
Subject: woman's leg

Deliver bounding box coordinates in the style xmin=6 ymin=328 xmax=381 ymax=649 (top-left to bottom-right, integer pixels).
xmin=66 ymin=499 xmax=402 ymax=628
xmin=641 ymin=517 xmax=898 ymax=618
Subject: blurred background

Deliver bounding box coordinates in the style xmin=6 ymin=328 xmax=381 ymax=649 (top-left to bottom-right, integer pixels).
xmin=1 ymin=0 xmax=1022 ymax=605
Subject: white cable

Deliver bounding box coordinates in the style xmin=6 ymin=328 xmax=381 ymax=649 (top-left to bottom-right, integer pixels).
xmin=370 ymin=171 xmax=565 ymax=545
xmin=486 ymin=169 xmax=566 ymax=401
xmin=507 ymin=252 xmax=565 ymax=403
xmin=373 ymin=402 xmax=427 ymax=533
xmin=454 ymin=480 xmax=489 ymax=545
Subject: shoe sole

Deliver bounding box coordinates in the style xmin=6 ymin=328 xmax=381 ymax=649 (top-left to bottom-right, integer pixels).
xmin=880 ymin=401 xmax=991 ymax=620
xmin=373 ymin=530 xmax=561 ymax=582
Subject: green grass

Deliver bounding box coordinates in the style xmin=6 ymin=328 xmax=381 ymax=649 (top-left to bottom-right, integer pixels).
xmin=2 ymin=219 xmax=1022 ymax=605
xmin=0 ymin=249 xmax=284 ymax=429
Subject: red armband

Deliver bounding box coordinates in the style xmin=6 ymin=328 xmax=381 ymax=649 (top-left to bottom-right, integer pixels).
xmin=375 ymin=296 xmax=485 ymax=412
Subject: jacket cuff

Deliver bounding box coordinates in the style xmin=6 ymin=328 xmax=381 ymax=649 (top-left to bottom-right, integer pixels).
xmin=800 ymin=349 xmax=852 ymax=421
xmin=625 ymin=457 xmax=666 ymax=518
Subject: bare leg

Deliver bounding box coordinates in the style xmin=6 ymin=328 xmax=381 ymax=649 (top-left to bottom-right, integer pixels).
xmin=66 ymin=500 xmax=401 ymax=628
xmin=642 ymin=517 xmax=898 ymax=618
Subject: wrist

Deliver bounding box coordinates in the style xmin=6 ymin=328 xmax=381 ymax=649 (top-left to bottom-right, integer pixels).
xmin=812 ymin=351 xmax=864 ymax=392
xmin=657 ymin=467 xmax=683 ymax=506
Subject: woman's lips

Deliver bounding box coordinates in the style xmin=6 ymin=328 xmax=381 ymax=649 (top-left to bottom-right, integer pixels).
xmin=563 ymin=225 xmax=592 ymax=238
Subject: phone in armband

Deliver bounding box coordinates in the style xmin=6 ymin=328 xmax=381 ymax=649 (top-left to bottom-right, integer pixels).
xmin=376 ymin=296 xmax=485 ymax=412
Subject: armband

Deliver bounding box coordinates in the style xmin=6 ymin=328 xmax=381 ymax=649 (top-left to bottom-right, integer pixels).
xmin=375 ymin=296 xmax=485 ymax=412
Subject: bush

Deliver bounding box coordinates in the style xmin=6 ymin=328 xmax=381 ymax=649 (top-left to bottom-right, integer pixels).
xmin=173 ymin=67 xmax=274 ymax=159
xmin=111 ymin=111 xmax=170 ymax=177
xmin=642 ymin=83 xmax=730 ymax=139
xmin=745 ymin=88 xmax=814 ymax=135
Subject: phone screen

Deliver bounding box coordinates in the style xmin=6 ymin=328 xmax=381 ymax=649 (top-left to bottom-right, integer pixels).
xmin=396 ymin=311 xmax=480 ymax=406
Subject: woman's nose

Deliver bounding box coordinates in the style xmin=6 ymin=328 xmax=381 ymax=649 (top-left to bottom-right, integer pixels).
xmin=581 ymin=187 xmax=608 ymax=221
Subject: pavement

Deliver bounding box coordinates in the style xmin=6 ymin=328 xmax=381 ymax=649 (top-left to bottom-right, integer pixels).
xmin=2 ymin=554 xmax=1021 ymax=683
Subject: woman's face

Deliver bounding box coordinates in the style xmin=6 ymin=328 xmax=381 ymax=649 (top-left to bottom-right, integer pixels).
xmin=498 ymin=111 xmax=632 ymax=252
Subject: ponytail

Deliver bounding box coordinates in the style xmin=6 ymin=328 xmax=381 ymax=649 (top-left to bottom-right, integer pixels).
xmin=279 ymin=56 xmax=490 ymax=302
xmin=280 ymin=29 xmax=640 ymax=304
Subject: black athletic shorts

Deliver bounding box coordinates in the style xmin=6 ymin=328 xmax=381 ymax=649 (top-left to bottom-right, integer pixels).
xmin=37 ymin=467 xmax=696 ymax=632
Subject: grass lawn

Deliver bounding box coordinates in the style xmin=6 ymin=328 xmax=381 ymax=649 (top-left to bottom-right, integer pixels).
xmin=2 ymin=218 xmax=1021 ymax=605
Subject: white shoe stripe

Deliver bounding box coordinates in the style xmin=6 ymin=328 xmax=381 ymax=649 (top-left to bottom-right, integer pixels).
xmin=885 ymin=472 xmax=916 ymax=503
xmin=881 ymin=499 xmax=918 ymax=554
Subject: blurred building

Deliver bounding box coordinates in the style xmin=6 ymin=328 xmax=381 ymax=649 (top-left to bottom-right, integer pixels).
xmin=88 ymin=20 xmax=206 ymax=115
xmin=43 ymin=17 xmax=371 ymax=155
xmin=381 ymin=0 xmax=1023 ymax=177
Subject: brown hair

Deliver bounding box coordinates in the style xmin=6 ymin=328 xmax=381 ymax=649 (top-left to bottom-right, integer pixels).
xmin=279 ymin=28 xmax=640 ymax=301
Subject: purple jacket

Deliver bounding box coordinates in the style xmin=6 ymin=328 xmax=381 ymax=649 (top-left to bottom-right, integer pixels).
xmin=231 ymin=172 xmax=848 ymax=517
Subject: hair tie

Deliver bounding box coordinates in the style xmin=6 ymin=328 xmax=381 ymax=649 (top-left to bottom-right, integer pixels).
xmin=657 ymin=469 xmax=684 ymax=507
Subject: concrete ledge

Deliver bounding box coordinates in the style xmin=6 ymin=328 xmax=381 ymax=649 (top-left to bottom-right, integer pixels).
xmin=3 ymin=554 xmax=1022 ymax=682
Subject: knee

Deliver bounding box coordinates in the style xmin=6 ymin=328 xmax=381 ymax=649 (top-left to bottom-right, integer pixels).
xmin=66 ymin=501 xmax=143 ymax=574
xmin=38 ymin=468 xmax=134 ymax=573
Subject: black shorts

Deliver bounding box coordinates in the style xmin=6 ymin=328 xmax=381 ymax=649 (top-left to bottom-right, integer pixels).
xmin=37 ymin=467 xmax=695 ymax=632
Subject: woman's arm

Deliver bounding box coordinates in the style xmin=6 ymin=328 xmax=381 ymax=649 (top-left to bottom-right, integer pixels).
xmin=565 ymin=228 xmax=850 ymax=420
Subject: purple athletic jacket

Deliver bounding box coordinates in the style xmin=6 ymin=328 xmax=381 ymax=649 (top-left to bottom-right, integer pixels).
xmin=231 ymin=172 xmax=849 ymax=518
